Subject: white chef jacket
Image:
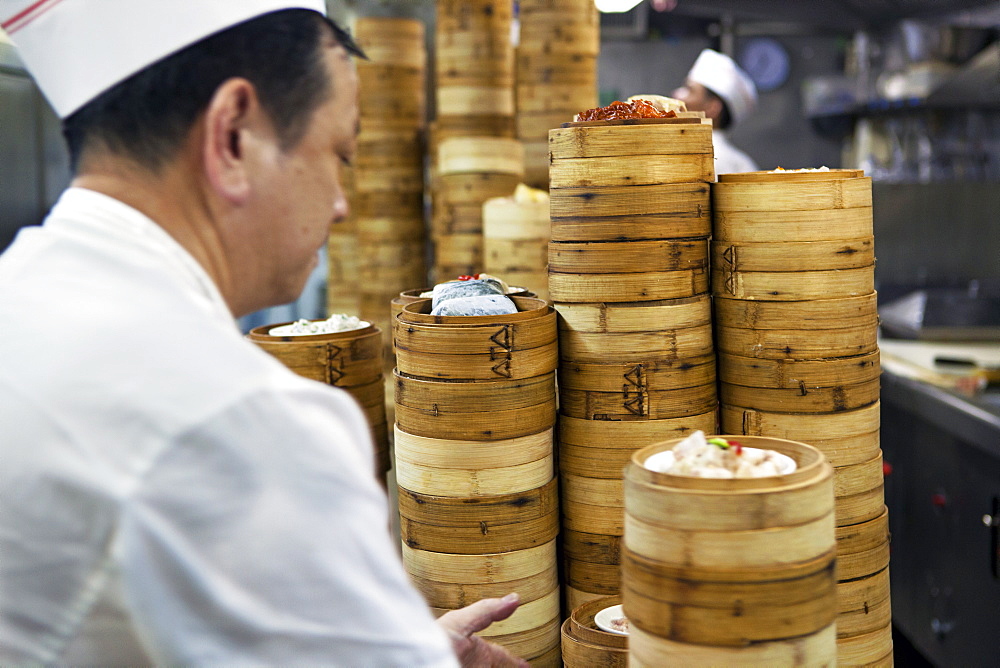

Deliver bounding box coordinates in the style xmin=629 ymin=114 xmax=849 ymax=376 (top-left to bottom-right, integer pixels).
xmin=0 ymin=188 xmax=458 ymax=667
xmin=713 ymin=130 xmax=758 ymax=176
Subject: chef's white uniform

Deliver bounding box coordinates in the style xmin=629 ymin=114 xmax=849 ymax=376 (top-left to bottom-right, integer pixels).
xmin=712 ymin=130 xmax=758 ymax=176
xmin=0 ymin=188 xmax=457 ymax=667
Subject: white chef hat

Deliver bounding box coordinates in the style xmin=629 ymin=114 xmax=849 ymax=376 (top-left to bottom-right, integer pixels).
xmin=1 ymin=0 xmax=327 ymax=119
xmin=686 ymin=48 xmax=758 ymax=127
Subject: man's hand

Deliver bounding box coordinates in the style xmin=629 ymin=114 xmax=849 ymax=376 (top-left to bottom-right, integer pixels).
xmin=436 ymin=593 xmax=531 ymax=668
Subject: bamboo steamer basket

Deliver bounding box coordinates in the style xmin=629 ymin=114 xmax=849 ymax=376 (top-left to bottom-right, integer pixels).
xmin=559 ymin=324 xmax=714 ymax=363
xmin=837 ymin=567 xmax=892 ymax=638
xmin=394 ymin=298 xmax=557 ymax=381
xmin=327 ymin=233 xmax=359 ymax=317
xmin=714 ymin=207 xmax=874 ymax=243
xmin=483 ymin=194 xmax=550 ymax=239
xmin=712 ymin=169 xmax=871 ymax=207
xmin=355 ymin=216 xmax=425 ymax=243
xmin=432 ymin=234 xmax=483 ymax=278
xmin=485 ymin=239 xmax=548 ymax=271
xmin=715 ymin=323 xmax=878 ymax=360
xmin=396 ymin=452 xmax=554 ymax=497
xmin=564 ymin=556 xmax=621 ymax=594
xmin=435 ymin=114 xmax=516 ymax=139
xmin=521 ymin=140 xmax=549 ymax=188
xmin=410 ymin=562 xmax=558 ymax=609
xmin=714 ymin=292 xmax=879 ymax=330
xmin=837 ymin=622 xmax=893 ymax=667
xmin=353 ymin=165 xmax=424 ymax=193
xmin=487 ymin=618 xmax=562 ymax=663
xmin=563 ymin=498 xmax=626 ymax=536
xmin=834 ymin=457 xmax=886 ymax=526
xmin=394 ymin=370 xmax=555 ymax=413
xmin=402 ymin=538 xmax=556 ymax=584
xmin=432 ymin=203 xmax=483 ymax=236
xmin=519 ymin=22 xmax=599 ymax=55
xmin=436 ymin=173 xmax=522 ymax=204
xmin=837 ymin=505 xmax=890 ymax=581
xmin=549 ymin=239 xmax=708 ymax=274
xmin=718 ymin=351 xmax=880 ymax=388
xmin=394 ymin=425 xmax=553 ymax=470
xmin=516 ymin=52 xmax=597 ymax=86
xmin=355 ymin=18 xmax=425 ymax=69
xmin=549 ymin=183 xmax=712 ymax=241
xmin=711 ymin=237 xmax=875 ymax=272
xmin=559 ymin=355 xmax=716 ymax=393
xmin=400 ymin=508 xmax=558 ymax=554
xmin=437 ymin=0 xmax=513 ymax=23
xmin=550 ymin=153 xmax=714 ymax=187
xmin=436 ymin=588 xmax=559 ymax=637
xmin=357 ymin=258 xmax=426 ymax=286
xmin=549 ymin=123 xmax=713 ymax=160
xmin=438 ymin=137 xmax=524 ymax=177
xmin=394 ymin=387 xmax=555 ymax=441
xmin=623 ymin=437 xmax=837 ymax=652
xmin=518 ymin=111 xmax=575 ymax=139
xmin=399 ymin=473 xmax=557 ymax=524
xmin=629 ymin=622 xmax=837 ymax=668
xmin=437 ymin=86 xmax=515 ymax=117
xmin=247 ymin=323 xmax=383 ymax=387
xmin=351 ymin=191 xmax=424 ymax=220
xmin=358 ymin=88 xmax=425 ymax=124
xmin=561 ymin=596 xmax=628 ymax=668
xmin=517 ymin=84 xmax=599 ymax=115
xmin=560 ymin=382 xmax=718 ymax=420
xmin=556 ymin=295 xmax=711 ymax=333
xmin=713 ymin=265 xmax=876 ymax=301
xmin=526 ymin=643 xmax=561 ymax=667
xmin=392 ymin=286 xmax=536 ymax=321
xmin=720 ymin=378 xmax=881 ymax=414
xmin=549 ymin=267 xmax=709 ymax=303
xmin=355 ymin=239 xmax=425 ymax=268
xmin=566 ymin=586 xmax=613 ymax=612
xmin=721 ymin=401 xmax=881 ymax=469
xmin=437 ymin=60 xmax=514 ymax=88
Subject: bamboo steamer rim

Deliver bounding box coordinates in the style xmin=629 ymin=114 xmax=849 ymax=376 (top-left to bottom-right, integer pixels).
xmin=398 ymin=295 xmax=551 ymax=325
xmin=567 ymin=595 xmax=628 ymax=650
xmin=561 ymin=116 xmax=704 ymax=128
xmin=836 ymin=504 xmax=889 ymax=549
xmin=628 ymin=435 xmax=829 ymax=492
xmin=399 ymin=287 xmax=535 ymax=300
xmin=246 ymin=321 xmax=379 ymax=343
xmin=397 ymin=476 xmax=558 ymax=526
xmin=628 ymin=622 xmax=837 ymax=666
xmin=717 ymin=168 xmax=864 ymax=183
xmin=401 ymin=538 xmax=557 ymax=583
xmin=559 ymin=411 xmax=719 ymax=446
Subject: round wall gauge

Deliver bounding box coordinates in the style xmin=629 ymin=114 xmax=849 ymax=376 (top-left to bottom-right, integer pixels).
xmin=738 ymin=37 xmax=790 ymax=92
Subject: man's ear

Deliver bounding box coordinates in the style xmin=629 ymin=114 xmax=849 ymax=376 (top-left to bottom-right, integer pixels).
xmin=201 ymin=78 xmax=263 ymax=205
xmin=705 ymin=95 xmax=724 ymax=123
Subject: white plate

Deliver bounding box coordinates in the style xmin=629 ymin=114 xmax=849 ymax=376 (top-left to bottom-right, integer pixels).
xmin=643 ymin=447 xmax=796 ymax=476
xmin=594 ymin=604 xmax=629 ymax=636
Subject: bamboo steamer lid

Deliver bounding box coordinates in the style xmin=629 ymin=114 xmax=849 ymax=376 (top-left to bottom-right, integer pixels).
xmin=517 ymin=52 xmax=597 ymax=86
xmin=399 ymin=476 xmax=557 ymax=526
xmin=247 ymin=323 xmax=383 ymax=387
xmin=550 ymin=153 xmax=714 ymax=188
xmin=561 ymin=596 xmax=628 ymax=668
xmin=401 ymin=538 xmax=556 ymax=583
xmin=836 ymin=567 xmax=892 ymax=638
xmin=629 ymin=622 xmax=837 ymax=668
xmin=714 ymin=207 xmax=874 ymax=243
xmin=559 ymin=412 xmax=718 ymax=449
xmin=549 ymin=267 xmax=709 ymax=303
xmin=711 ymin=237 xmax=875 ymax=272
xmin=400 ymin=508 xmax=558 ymax=555
xmin=836 ymin=505 xmax=890 ymax=581
xmin=549 ymin=123 xmax=713 ymax=160
xmin=559 ymin=355 xmax=716 ymax=393
xmin=836 ymin=622 xmax=893 ymax=667
xmin=437 ymin=86 xmax=515 ymax=117
xmin=721 ymin=402 xmax=881 ymax=468
xmin=714 ymin=293 xmax=878 ymax=330
xmin=556 ymin=295 xmax=711 ymax=333
xmin=410 ymin=562 xmax=558 ymax=609
xmin=549 ymin=239 xmax=707 ymax=274
xmin=712 ymin=265 xmax=876 ymax=301
xmin=560 ymin=382 xmax=718 ymax=420
xmin=720 ymin=378 xmax=881 ymax=414
xmin=718 ymin=351 xmax=880 ymax=388
xmin=715 ymin=323 xmax=878 ymax=359
xmin=438 ymin=137 xmax=524 ymax=177
xmin=549 ymin=183 xmax=711 ymax=241
xmin=564 ymin=556 xmax=621 ymax=593
xmin=558 ymin=324 xmax=714 ymax=363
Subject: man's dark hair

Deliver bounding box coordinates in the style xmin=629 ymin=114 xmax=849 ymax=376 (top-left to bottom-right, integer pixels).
xmin=704 ymin=86 xmax=732 ymax=130
xmin=62 ymin=10 xmax=364 ymax=173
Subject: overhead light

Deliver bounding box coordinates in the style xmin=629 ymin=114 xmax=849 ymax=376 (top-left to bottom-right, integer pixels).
xmin=595 ymin=0 xmax=645 ymax=13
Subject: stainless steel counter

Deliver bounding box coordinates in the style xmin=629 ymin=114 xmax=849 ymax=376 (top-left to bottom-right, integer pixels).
xmin=881 ymin=370 xmax=1000 ymax=668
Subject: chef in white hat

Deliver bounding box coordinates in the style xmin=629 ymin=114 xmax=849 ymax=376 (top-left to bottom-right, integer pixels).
xmin=0 ymin=2 xmax=526 ymax=666
xmin=672 ymin=48 xmax=759 ymax=175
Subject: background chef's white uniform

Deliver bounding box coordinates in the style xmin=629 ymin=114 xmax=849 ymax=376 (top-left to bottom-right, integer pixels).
xmin=713 ymin=130 xmax=759 ymax=175
xmin=0 ymin=188 xmax=457 ymax=666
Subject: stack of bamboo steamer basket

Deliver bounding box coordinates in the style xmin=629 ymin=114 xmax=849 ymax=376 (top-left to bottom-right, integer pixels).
xmin=712 ymin=169 xmax=892 ymax=666
xmin=515 ymin=0 xmax=599 ymax=188
xmin=483 ymin=184 xmax=551 ymax=300
xmin=432 ymin=0 xmax=521 ymax=281
xmin=393 ymin=296 xmax=562 ymax=666
xmin=246 ymin=322 xmax=389 ymax=482
xmin=548 ymin=117 xmax=719 ymax=610
xmin=561 ymin=595 xmax=627 ymax=667
xmin=327 ymin=164 xmax=359 ymax=317
xmin=352 ymin=18 xmax=428 ymax=347
xmin=622 ymin=436 xmax=838 ymax=667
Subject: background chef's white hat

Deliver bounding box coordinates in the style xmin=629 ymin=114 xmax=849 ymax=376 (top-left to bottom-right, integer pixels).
xmin=1 ymin=0 xmax=328 ymax=118
xmin=686 ymin=48 xmax=758 ymax=127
